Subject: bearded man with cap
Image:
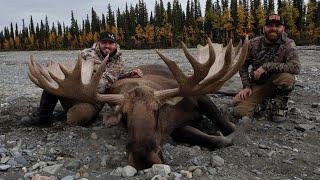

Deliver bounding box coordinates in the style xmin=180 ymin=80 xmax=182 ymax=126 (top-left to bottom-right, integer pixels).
xmin=233 ymin=14 xmax=301 ymax=122
xmin=21 ymin=31 xmax=143 ymax=126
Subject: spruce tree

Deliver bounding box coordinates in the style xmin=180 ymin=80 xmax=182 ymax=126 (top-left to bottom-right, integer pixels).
xmin=91 ymin=8 xmax=100 ymax=33
xmin=107 ymin=4 xmax=116 ymax=28
xmin=10 ymin=23 xmax=14 ymax=39
xmin=30 ymin=16 xmax=35 ymax=36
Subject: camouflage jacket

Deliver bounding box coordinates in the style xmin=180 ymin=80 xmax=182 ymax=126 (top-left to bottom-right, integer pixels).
xmin=239 ymin=32 xmax=301 ymax=88
xmin=81 ymin=43 xmax=132 ymax=93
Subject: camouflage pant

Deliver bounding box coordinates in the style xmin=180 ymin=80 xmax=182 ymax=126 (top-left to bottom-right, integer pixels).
xmin=233 ymin=73 xmax=295 ymax=118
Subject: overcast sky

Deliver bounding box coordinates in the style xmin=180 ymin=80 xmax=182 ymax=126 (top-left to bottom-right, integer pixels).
xmin=0 ymin=0 xmax=207 ymax=31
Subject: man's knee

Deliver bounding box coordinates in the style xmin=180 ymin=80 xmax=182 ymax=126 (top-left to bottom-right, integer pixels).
xmin=272 ymin=73 xmax=295 ymax=87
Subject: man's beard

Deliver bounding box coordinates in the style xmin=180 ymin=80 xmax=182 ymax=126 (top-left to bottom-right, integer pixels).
xmin=265 ymin=31 xmax=281 ymax=42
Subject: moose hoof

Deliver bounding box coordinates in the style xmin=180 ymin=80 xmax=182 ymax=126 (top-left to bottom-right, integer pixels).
xmin=103 ymin=114 xmax=121 ymax=127
xmin=67 ymin=103 xmax=97 ymax=125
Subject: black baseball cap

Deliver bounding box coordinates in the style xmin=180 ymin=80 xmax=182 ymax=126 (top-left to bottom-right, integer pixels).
xmin=266 ymin=14 xmax=285 ymax=25
xmin=99 ymin=31 xmax=116 ymax=43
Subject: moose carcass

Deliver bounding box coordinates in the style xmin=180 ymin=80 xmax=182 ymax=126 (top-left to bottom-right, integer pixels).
xmin=28 ymin=37 xmax=249 ymax=169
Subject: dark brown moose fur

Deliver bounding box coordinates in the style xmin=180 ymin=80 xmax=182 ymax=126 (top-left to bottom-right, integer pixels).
xmin=109 ymin=64 xmax=240 ymax=170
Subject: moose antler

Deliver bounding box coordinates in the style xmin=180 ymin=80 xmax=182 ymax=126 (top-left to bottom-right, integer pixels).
xmin=155 ymin=36 xmax=249 ymax=100
xmin=28 ymin=53 xmax=124 ymax=104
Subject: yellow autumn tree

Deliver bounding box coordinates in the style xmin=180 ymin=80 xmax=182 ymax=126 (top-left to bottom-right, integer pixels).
xmin=78 ymin=34 xmax=85 ymax=48
xmin=93 ymin=32 xmax=99 ymax=43
xmin=3 ymin=39 xmax=10 ymax=50
xmin=135 ymin=24 xmax=145 ymax=48
xmin=246 ymin=10 xmax=255 ymax=37
xmin=236 ymin=4 xmax=247 ymax=37
xmin=280 ymin=0 xmax=300 ymax=38
xmin=48 ymin=32 xmax=57 ymax=49
xmin=145 ymin=23 xmax=155 ymax=48
xmin=221 ymin=9 xmax=233 ymax=41
xmin=14 ymin=36 xmax=21 ymax=49
xmin=86 ymin=32 xmax=94 ymax=46
xmin=256 ymin=5 xmax=266 ymax=34
xmin=28 ymin=35 xmax=36 ymax=50
xmin=305 ymin=0 xmax=317 ymax=43
xmin=9 ymin=38 xmax=14 ymax=49
xmin=56 ymin=35 xmax=64 ymax=49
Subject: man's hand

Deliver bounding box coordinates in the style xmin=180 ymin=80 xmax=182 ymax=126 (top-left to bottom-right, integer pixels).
xmin=131 ymin=68 xmax=143 ymax=77
xmin=253 ymin=66 xmax=266 ymax=80
xmin=234 ymin=87 xmax=252 ymax=102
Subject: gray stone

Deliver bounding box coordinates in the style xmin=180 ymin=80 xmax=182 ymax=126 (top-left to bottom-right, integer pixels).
xmin=295 ymin=124 xmax=316 ymax=132
xmin=22 ymin=149 xmax=34 ymax=157
xmin=191 ymin=157 xmax=201 ymax=166
xmin=309 ymin=116 xmax=318 ymax=122
xmin=152 ymin=164 xmax=171 ymax=177
xmin=90 ymin=132 xmax=98 ymax=140
xmin=61 ymin=175 xmax=75 ymax=180
xmin=258 ymin=144 xmax=270 ymax=149
xmin=66 ymin=160 xmax=81 ymax=171
xmin=6 ymin=159 xmax=17 ymax=167
xmin=42 ymin=164 xmax=63 ymax=175
xmin=187 ymin=166 xmax=201 ymax=172
xmin=100 ymin=155 xmax=108 ymax=167
xmin=241 ymin=148 xmax=251 ymax=157
xmin=24 ymin=172 xmax=35 ymax=179
xmin=192 ymin=168 xmax=203 ymax=177
xmin=49 ymin=176 xmax=59 ymax=180
xmin=151 ymin=175 xmax=168 ymax=180
xmin=121 ymin=165 xmax=137 ymax=177
xmin=311 ymin=103 xmax=319 ymax=108
xmin=210 ymin=155 xmax=224 ymax=167
xmin=83 ymin=156 xmax=92 ymax=164
xmin=0 ymin=164 xmax=11 ymax=171
xmin=251 ymin=169 xmax=262 ymax=176
xmin=0 ymin=148 xmax=8 ymax=154
xmin=190 ymin=146 xmax=201 ymax=155
xmin=14 ymin=155 xmax=28 ymax=166
xmin=169 ymin=172 xmax=182 ymax=180
xmin=207 ymin=167 xmax=217 ymax=175
xmin=313 ymin=167 xmax=320 ymax=175
xmin=0 ymin=156 xmax=10 ymax=164
xmin=0 ymin=135 xmax=5 ymax=143
xmin=267 ymin=150 xmax=276 ymax=158
xmin=283 ymin=160 xmax=293 ymax=164
xmin=105 ymin=144 xmax=117 ymax=151
xmin=180 ymin=170 xmax=192 ymax=179
xmin=110 ymin=167 xmax=123 ymax=176
xmin=289 ymin=107 xmax=301 ymax=115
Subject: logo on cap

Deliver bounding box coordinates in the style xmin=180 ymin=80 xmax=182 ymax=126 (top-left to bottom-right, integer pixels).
xmin=266 ymin=14 xmax=284 ymax=25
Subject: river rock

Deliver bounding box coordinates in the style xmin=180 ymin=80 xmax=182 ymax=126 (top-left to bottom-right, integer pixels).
xmin=121 ymin=165 xmax=137 ymax=177
xmin=210 ymin=155 xmax=224 ymax=167
xmin=152 ymin=164 xmax=171 ymax=177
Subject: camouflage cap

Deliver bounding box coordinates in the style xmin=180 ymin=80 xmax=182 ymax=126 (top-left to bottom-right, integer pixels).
xmin=266 ymin=14 xmax=285 ymax=25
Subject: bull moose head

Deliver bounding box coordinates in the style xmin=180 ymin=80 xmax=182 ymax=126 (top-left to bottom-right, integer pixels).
xmin=28 ymin=37 xmax=249 ymax=169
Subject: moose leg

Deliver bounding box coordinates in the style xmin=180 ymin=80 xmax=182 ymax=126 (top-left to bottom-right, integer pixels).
xmin=172 ymin=117 xmax=250 ymax=149
xmin=197 ymin=95 xmax=235 ymax=135
xmin=67 ymin=103 xmax=98 ymax=125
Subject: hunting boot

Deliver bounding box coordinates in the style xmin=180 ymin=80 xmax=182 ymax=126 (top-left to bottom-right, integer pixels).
xmin=253 ymin=99 xmax=269 ymax=121
xmin=20 ymin=91 xmax=58 ymax=127
xmin=269 ymin=85 xmax=294 ymax=123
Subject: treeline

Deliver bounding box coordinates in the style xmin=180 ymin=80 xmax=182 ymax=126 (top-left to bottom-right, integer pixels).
xmin=0 ymin=0 xmax=319 ymax=51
